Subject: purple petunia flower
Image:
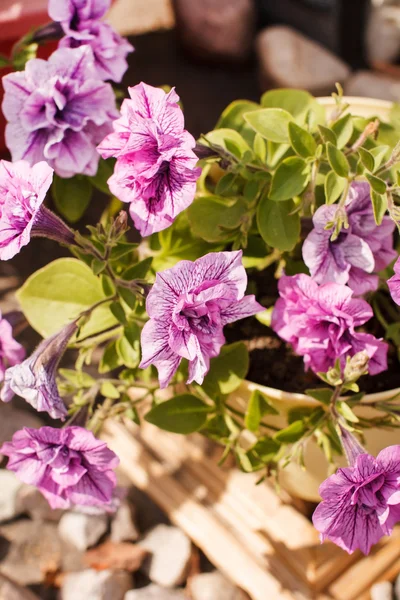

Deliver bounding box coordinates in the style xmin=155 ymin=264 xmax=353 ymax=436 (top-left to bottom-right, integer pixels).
xmin=1 ymin=426 xmax=119 ymax=509
xmin=48 ymin=0 xmax=134 ymax=83
xmin=139 ymin=250 xmax=263 ymax=387
xmin=2 ymin=46 xmax=118 ymax=178
xmin=272 ymin=274 xmax=388 ymax=376
xmin=302 ymin=182 xmax=396 ymax=295
xmin=0 ymin=160 xmax=75 ymax=260
xmin=0 ymin=312 xmax=25 ymax=382
xmin=312 ymin=446 xmax=400 ymax=554
xmin=1 ymin=321 xmax=78 ymax=420
xmin=97 ymin=82 xmax=201 ymax=237
xmin=388 ymin=257 xmax=400 ymax=306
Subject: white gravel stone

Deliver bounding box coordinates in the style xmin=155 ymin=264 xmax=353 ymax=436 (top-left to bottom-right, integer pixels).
xmin=139 ymin=524 xmax=191 ymax=587
xmin=256 ymin=25 xmax=350 ymax=95
xmin=125 ymin=584 xmax=186 ymax=599
xmin=0 ymin=471 xmax=23 ymax=523
xmin=16 ymin=486 xmax=63 ymax=522
xmin=371 ymin=581 xmax=393 ymax=600
xmin=111 ymin=500 xmax=139 ymax=543
xmin=60 ymin=569 xmax=132 ymax=600
xmin=188 ymin=572 xmax=248 ymax=600
xmin=345 ymin=71 xmax=400 ymax=103
xmin=58 ymin=512 xmax=108 ymax=551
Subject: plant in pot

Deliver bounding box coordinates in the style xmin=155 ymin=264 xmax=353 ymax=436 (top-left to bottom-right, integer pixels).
xmin=3 ymin=0 xmax=400 ymax=559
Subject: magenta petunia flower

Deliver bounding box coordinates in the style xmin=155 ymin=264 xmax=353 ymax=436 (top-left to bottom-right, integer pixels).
xmin=97 ymin=82 xmax=201 ymax=237
xmin=139 ymin=250 xmax=263 ymax=387
xmin=1 ymin=426 xmax=119 ymax=509
xmin=0 ymin=313 xmax=25 ymax=381
xmin=48 ymin=0 xmax=134 ymax=83
xmin=1 ymin=321 xmax=78 ymax=420
xmin=313 ymin=446 xmax=400 ymax=554
xmin=2 ymin=46 xmax=118 ymax=177
xmin=302 ymin=182 xmax=396 ymax=295
xmin=272 ymin=274 xmax=388 ymax=375
xmin=0 ymin=160 xmax=74 ymax=260
xmin=388 ymin=257 xmax=400 ymax=306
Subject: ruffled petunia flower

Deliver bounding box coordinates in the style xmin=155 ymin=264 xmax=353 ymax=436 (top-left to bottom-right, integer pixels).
xmin=0 ymin=312 xmax=25 ymax=381
xmin=302 ymin=182 xmax=396 ymax=295
xmin=48 ymin=0 xmax=134 ymax=83
xmin=313 ymin=445 xmax=400 ymax=554
xmin=1 ymin=426 xmax=119 ymax=509
xmin=2 ymin=46 xmax=118 ymax=178
xmin=1 ymin=321 xmax=78 ymax=420
xmin=97 ymin=82 xmax=201 ymax=237
xmin=272 ymin=274 xmax=388 ymax=376
xmin=0 ymin=160 xmax=74 ymax=260
xmin=388 ymin=257 xmax=400 ymax=306
xmin=139 ymin=250 xmax=263 ymax=387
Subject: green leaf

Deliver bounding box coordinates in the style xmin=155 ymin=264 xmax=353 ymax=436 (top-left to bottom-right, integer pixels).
xmin=288 ymin=406 xmax=315 ymax=424
xmin=52 ymin=175 xmax=93 ymax=223
xmin=324 ymin=171 xmax=347 ymax=205
xmin=0 ymin=54 xmax=10 ymax=68
xmin=101 ymin=275 xmax=116 ymax=297
xmin=358 ymin=147 xmax=375 ymax=172
xmin=205 ymin=128 xmax=252 ymax=157
xmin=331 ymin=114 xmax=353 ymax=149
xmin=216 ymin=173 xmax=236 ymax=196
xmin=306 ymin=388 xmax=333 ymax=405
xmin=109 ymin=242 xmax=138 ymax=262
xmin=255 ymin=308 xmax=273 ymax=327
xmin=288 ymin=122 xmax=317 ymax=158
xmin=269 ymin=157 xmax=311 ymax=201
xmin=257 ymin=195 xmax=300 ymax=252
xmin=370 ymin=145 xmax=390 ymax=171
xmin=203 ymin=342 xmax=249 ymax=397
xmin=253 ymin=437 xmax=281 ymax=462
xmin=117 ymin=286 xmax=136 ymax=309
xmin=215 ymin=100 xmax=260 ymax=145
xmin=261 ymin=89 xmax=325 ymax=126
xmin=59 ymin=369 xmax=96 ymax=388
xmin=100 ymin=381 xmax=120 ymax=399
xmin=318 ymin=125 xmax=337 ymax=146
xmin=371 ymin=191 xmax=388 ymax=225
xmin=99 ymin=340 xmax=123 ymax=373
xmin=187 ymin=197 xmax=247 ymax=243
xmin=253 ymin=133 xmax=267 ymax=162
xmin=326 ymin=143 xmax=349 ymax=177
xmin=273 ymin=420 xmax=305 ymax=443
xmin=110 ymin=301 xmax=127 ymax=325
xmin=122 ymin=257 xmax=153 ymax=281
xmin=16 ymin=258 xmax=117 ymax=340
xmin=91 ymin=258 xmax=106 ymax=275
xmin=145 ymin=394 xmax=212 ymax=434
xmin=88 ymin=158 xmax=114 ymax=194
xmin=366 ymin=173 xmax=387 ymax=195
xmin=244 ymin=108 xmax=293 ymax=143
xmin=245 ymin=389 xmax=278 ymax=432
xmin=116 ymin=322 xmax=140 ymax=368
xmin=338 ymin=401 xmax=359 ymax=423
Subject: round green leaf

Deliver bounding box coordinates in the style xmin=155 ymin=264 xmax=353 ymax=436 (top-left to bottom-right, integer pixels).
xmin=288 ymin=122 xmax=317 ymax=158
xmin=269 ymin=157 xmax=311 ymax=201
xmin=144 ymin=395 xmax=212 ymax=434
xmin=53 ymin=175 xmax=93 ymax=224
xmin=371 ymin=191 xmax=388 ymax=225
xmin=326 ymin=143 xmax=349 ymax=177
xmin=204 ymin=128 xmax=252 ymax=158
xmin=16 ymin=258 xmax=117 ymax=339
xmin=216 ymin=100 xmax=260 ymax=145
xmin=244 ymin=108 xmax=293 ymax=143
xmin=366 ymin=172 xmax=387 ymax=195
xmin=187 ymin=197 xmax=247 ymax=243
xmin=257 ymin=195 xmax=300 ymax=252
xmin=331 ymin=114 xmax=353 ymax=149
xmin=324 ymin=171 xmax=347 ymax=205
xmin=203 ymin=342 xmax=249 ymax=397
xmin=358 ymin=147 xmax=375 ymax=172
xmin=261 ymin=89 xmax=325 ymax=126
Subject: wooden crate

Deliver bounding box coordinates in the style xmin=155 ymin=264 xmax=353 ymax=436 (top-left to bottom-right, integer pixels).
xmin=102 ymin=419 xmax=400 ymax=600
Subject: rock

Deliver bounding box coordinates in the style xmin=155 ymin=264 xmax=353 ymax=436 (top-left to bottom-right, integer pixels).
xmin=371 ymin=581 xmax=393 ymax=600
xmin=58 ymin=512 xmax=108 ymax=551
xmin=0 ymin=572 xmax=40 ymax=600
xmin=60 ymin=569 xmax=132 ymax=600
xmin=172 ymin=0 xmax=256 ymax=62
xmin=188 ymin=572 xmax=248 ymax=600
xmin=16 ymin=486 xmax=63 ymax=522
xmin=0 ymin=471 xmax=23 ymax=523
xmin=124 ymin=584 xmax=186 ymax=599
xmin=256 ymin=26 xmax=350 ymax=95
xmin=366 ymin=6 xmax=400 ymax=64
xmin=344 ymin=71 xmax=400 ymax=103
xmin=0 ymin=519 xmax=62 ymax=585
xmin=111 ymin=501 xmax=139 ymax=543
xmin=139 ymin=525 xmax=191 ymax=587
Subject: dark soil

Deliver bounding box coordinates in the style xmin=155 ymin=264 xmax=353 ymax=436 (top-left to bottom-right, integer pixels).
xmin=225 ymin=266 xmax=400 ymax=395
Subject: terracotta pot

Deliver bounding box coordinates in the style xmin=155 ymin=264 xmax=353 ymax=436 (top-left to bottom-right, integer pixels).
xmin=230 ymin=95 xmax=398 ymax=502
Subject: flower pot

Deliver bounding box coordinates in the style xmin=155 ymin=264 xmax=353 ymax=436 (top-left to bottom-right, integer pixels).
xmin=228 ymin=95 xmax=398 ymax=502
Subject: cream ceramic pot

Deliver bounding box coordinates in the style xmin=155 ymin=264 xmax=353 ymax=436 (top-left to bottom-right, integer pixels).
xmin=230 ymin=96 xmax=400 ymax=502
